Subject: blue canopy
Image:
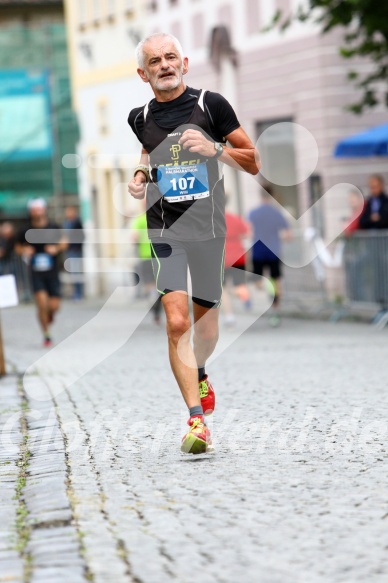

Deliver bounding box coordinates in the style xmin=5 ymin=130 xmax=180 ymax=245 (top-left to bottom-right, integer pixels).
xmin=334 ymin=123 xmax=388 ymax=157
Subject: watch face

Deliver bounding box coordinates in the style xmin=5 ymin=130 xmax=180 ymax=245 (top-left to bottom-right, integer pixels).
xmin=215 ymin=142 xmax=223 ymax=155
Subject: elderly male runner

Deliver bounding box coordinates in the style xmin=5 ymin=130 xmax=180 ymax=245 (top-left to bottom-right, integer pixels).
xmin=128 ymin=33 xmax=259 ymax=454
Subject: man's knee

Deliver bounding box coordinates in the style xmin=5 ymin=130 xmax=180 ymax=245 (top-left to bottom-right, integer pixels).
xmin=166 ymin=313 xmax=191 ymax=343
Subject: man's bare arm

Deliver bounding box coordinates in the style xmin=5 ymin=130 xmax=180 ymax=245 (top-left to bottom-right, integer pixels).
xmin=222 ymin=127 xmax=260 ymax=175
xmin=179 ymin=127 xmax=260 ymax=175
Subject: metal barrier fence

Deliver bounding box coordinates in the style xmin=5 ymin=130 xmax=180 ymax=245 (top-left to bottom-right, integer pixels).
xmin=281 ymin=229 xmax=388 ymax=324
xmin=281 ymin=231 xmax=329 ymax=314
xmin=343 ymin=230 xmax=388 ymax=322
xmin=0 ymin=254 xmax=33 ymax=302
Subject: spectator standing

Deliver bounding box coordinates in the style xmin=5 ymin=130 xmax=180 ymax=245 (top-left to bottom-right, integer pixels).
xmin=0 ymin=222 xmax=16 ymax=274
xmin=222 ymin=208 xmax=251 ymax=327
xmin=63 ymin=206 xmax=85 ymax=300
xmin=359 ymin=175 xmax=388 ymax=230
xmin=359 ymin=175 xmax=388 ymax=309
xmin=248 ymin=187 xmax=292 ymax=326
xmin=344 ymin=189 xmax=365 ymax=237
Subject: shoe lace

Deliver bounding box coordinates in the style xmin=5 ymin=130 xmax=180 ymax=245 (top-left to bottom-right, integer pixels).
xmin=190 ymin=417 xmax=204 ymax=432
xmin=199 ymin=380 xmax=208 ymax=398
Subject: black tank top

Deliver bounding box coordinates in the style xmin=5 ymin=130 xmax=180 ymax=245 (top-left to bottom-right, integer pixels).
xmin=142 ymin=90 xmax=226 ymax=241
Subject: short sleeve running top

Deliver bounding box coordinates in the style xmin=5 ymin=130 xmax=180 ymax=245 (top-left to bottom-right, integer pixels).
xmin=128 ymin=87 xmax=241 ymax=242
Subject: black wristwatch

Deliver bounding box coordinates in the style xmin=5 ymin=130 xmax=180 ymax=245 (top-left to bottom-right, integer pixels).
xmin=213 ymin=142 xmax=224 ymax=158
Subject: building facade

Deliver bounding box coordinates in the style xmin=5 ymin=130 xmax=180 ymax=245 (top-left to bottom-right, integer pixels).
xmin=143 ymin=0 xmax=388 ymax=296
xmin=64 ymin=0 xmax=152 ymax=294
xmin=0 ymin=0 xmax=79 ymax=221
xmin=146 ymin=0 xmax=387 ymax=223
xmin=65 ymin=0 xmax=388 ymax=297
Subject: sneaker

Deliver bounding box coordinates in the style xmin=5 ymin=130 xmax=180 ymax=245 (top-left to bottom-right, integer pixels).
xmin=199 ymin=375 xmax=215 ymax=416
xmin=43 ymin=337 xmax=52 ymax=347
xmin=181 ymin=416 xmax=212 ymax=454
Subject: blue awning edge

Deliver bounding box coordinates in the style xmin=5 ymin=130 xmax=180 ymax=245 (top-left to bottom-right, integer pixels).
xmin=334 ymin=123 xmax=388 ymax=157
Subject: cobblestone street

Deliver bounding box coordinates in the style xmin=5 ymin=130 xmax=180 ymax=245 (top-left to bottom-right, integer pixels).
xmin=1 ymin=297 xmax=388 ymax=583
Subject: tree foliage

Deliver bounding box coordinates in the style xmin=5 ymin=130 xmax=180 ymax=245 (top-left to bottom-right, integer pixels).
xmin=271 ymin=0 xmax=388 ymax=114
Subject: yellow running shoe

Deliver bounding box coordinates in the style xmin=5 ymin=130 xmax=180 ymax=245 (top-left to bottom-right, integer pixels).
xmin=181 ymin=416 xmax=213 ymax=454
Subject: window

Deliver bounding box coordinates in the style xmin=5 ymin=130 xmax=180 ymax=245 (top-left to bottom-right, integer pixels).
xmin=218 ymin=4 xmax=232 ymax=29
xmin=97 ymin=98 xmax=109 ymax=135
xmin=78 ymin=0 xmax=87 ymax=29
xmin=256 ymin=118 xmax=299 ymax=217
xmin=107 ymin=0 xmax=116 ymax=19
xmin=170 ymin=21 xmax=181 ymax=41
xmin=93 ymin=0 xmax=101 ymax=24
xmin=245 ymin=0 xmax=260 ymax=35
xmin=192 ymin=13 xmax=205 ymax=49
xmin=125 ymin=0 xmax=134 ymax=13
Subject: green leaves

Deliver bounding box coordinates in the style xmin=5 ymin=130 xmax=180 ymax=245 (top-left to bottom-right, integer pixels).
xmin=269 ymin=0 xmax=388 ymax=113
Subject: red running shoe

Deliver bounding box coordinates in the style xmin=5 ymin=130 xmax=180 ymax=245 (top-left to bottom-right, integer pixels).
xmin=43 ymin=337 xmax=52 ymax=348
xmin=181 ymin=416 xmax=213 ymax=454
xmin=199 ymin=375 xmax=215 ymax=416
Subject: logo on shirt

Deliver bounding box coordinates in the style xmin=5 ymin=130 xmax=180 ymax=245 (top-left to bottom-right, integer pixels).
xmin=170 ymin=144 xmax=181 ymax=161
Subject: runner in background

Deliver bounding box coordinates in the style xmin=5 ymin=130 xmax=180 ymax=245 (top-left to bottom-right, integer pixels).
xmin=249 ymin=187 xmax=292 ymax=327
xmin=63 ymin=206 xmax=84 ymax=300
xmin=222 ymin=204 xmax=251 ymax=327
xmin=15 ymin=199 xmax=67 ymax=347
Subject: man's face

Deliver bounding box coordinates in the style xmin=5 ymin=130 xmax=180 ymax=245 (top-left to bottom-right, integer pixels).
xmin=29 ymin=206 xmax=47 ymax=222
xmin=368 ymin=177 xmax=383 ymax=197
xmin=138 ymin=38 xmax=188 ymax=92
xmin=65 ymin=207 xmax=76 ymax=221
xmin=348 ymin=191 xmax=362 ymax=211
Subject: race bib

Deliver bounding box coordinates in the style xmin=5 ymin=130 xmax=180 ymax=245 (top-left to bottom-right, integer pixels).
xmin=32 ymin=253 xmax=54 ymax=272
xmin=157 ymin=162 xmax=209 ymax=203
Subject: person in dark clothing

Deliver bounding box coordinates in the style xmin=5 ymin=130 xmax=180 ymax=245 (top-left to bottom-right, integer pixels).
xmin=359 ymin=175 xmax=388 ymax=308
xmin=63 ymin=206 xmax=85 ymax=300
xmin=359 ymin=175 xmax=388 ymax=230
xmin=127 ymin=32 xmax=260 ymax=454
xmin=248 ymin=188 xmax=292 ymax=326
xmin=0 ymin=222 xmax=16 ymax=274
xmin=15 ymin=199 xmax=67 ymax=347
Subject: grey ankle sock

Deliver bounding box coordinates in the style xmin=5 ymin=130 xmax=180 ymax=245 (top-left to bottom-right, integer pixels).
xmin=189 ymin=405 xmax=204 ymax=418
xmin=198 ymin=367 xmax=206 ymax=381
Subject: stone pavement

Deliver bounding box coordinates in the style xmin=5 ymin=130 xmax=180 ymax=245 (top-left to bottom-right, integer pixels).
xmin=1 ymin=296 xmax=388 ymax=583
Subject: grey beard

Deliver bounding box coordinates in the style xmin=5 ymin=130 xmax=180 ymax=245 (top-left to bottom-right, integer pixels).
xmin=153 ymin=67 xmax=183 ymax=91
xmin=155 ymin=76 xmax=181 ymax=91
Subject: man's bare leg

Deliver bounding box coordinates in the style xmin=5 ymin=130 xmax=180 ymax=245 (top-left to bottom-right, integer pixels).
xmin=35 ymin=291 xmax=50 ymax=335
xmin=192 ymin=302 xmax=219 ymax=370
xmin=48 ymin=296 xmax=60 ymax=324
xmin=162 ymin=292 xmax=200 ymax=409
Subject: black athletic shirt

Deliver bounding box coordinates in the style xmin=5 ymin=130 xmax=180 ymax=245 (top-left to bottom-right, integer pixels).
xmin=128 ymin=86 xmax=240 ymax=145
xmin=18 ymin=221 xmax=61 ymax=274
xmin=128 ymin=87 xmax=240 ymax=241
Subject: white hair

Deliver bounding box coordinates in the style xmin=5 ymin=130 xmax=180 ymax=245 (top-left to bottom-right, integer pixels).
xmin=28 ymin=198 xmax=47 ymax=210
xmin=135 ymin=33 xmax=184 ymax=69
